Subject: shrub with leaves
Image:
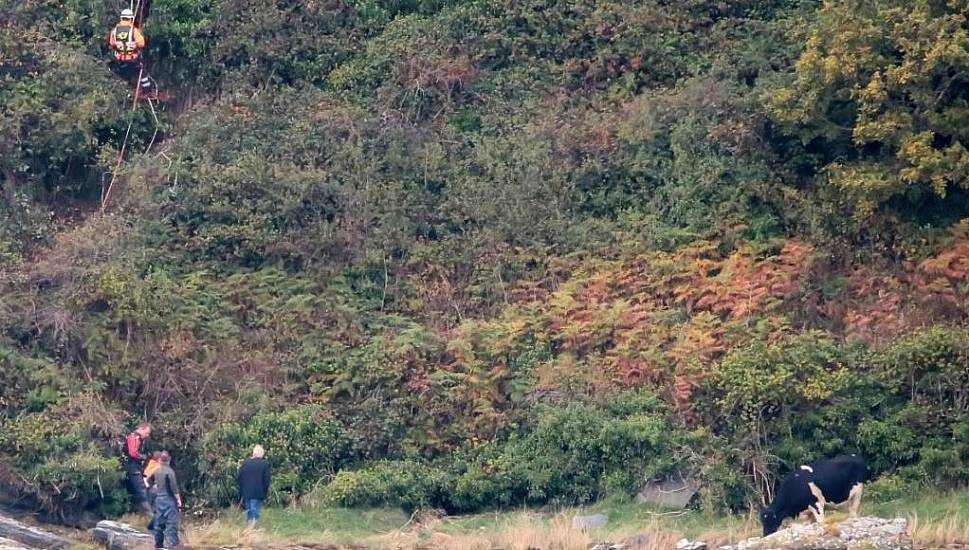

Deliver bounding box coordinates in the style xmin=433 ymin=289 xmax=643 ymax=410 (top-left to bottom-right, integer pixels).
xmin=198 ymin=405 xmax=357 ymax=506
xmin=315 ymin=393 xmax=686 ymax=513
xmin=766 ymin=0 xmax=969 ymax=219
xmin=0 ymin=403 xmax=126 ymax=519
xmin=314 ymin=459 xmax=452 ymax=510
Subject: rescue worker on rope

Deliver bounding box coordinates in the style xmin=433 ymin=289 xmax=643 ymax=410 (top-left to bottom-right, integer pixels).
xmin=109 ymin=9 xmax=145 ymax=66
xmin=108 ymin=8 xmax=157 ymax=100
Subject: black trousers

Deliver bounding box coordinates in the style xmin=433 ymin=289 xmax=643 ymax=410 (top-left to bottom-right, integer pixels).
xmin=124 ymin=460 xmax=152 ymax=514
xmin=111 ymin=60 xmax=143 ymax=85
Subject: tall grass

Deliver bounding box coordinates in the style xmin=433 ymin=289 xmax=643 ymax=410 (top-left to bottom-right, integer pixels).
xmin=184 ymin=490 xmax=969 ymax=549
xmin=868 ymin=491 xmax=969 ymax=547
xmin=367 ymin=513 xmax=682 ymax=550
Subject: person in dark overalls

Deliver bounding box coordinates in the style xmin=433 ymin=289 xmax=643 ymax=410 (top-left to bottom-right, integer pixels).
xmin=146 ymin=451 xmax=182 ymax=550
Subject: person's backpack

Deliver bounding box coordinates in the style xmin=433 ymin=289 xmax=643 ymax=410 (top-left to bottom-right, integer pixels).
xmin=112 ymin=24 xmax=137 ymax=53
xmin=111 ymin=24 xmax=141 ymax=61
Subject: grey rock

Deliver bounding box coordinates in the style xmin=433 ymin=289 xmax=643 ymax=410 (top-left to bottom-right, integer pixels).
xmin=636 ymin=477 xmax=699 ymax=509
xmin=0 ymin=514 xmax=71 ymax=549
xmin=719 ymin=517 xmax=911 ymax=550
xmin=91 ymin=521 xmax=154 ymax=550
xmin=677 ymin=538 xmax=708 ymax=550
xmin=0 ymin=537 xmax=36 ymax=550
xmin=573 ymin=513 xmax=609 ymax=530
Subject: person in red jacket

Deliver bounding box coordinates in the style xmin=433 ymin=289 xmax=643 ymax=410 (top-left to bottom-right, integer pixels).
xmin=123 ymin=423 xmax=153 ymax=516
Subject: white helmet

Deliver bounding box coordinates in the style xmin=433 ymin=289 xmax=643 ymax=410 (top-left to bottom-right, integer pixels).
xmin=120 ymin=8 xmax=135 ymax=19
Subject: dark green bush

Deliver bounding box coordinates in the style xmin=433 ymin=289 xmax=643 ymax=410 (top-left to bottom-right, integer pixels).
xmin=857 ymin=329 xmax=969 ymax=479
xmin=864 ymin=474 xmax=913 ymax=503
xmin=315 ymin=394 xmax=686 ymax=513
xmin=0 ymin=408 xmax=126 ymax=518
xmin=505 ymin=401 xmax=680 ymax=505
xmin=447 ymin=447 xmax=525 ymax=512
xmin=198 ymin=405 xmax=357 ymax=506
xmin=856 ymin=417 xmax=921 ymax=473
xmin=315 ymin=460 xmax=451 ymax=510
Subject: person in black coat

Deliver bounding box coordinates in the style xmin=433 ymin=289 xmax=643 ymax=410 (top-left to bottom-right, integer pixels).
xmin=237 ymin=445 xmax=271 ymax=528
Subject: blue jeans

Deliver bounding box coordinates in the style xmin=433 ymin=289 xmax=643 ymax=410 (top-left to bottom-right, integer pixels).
xmin=246 ymin=499 xmax=263 ymax=522
xmin=153 ymin=496 xmax=179 ymax=549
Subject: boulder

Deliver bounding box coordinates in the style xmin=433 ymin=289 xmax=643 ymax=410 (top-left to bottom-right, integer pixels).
xmin=718 ymin=517 xmax=911 ymax=550
xmin=573 ymin=514 xmax=609 ymax=530
xmin=0 ymin=515 xmax=71 ymax=549
xmin=91 ymin=521 xmax=154 ymax=550
xmin=0 ymin=537 xmax=36 ymax=550
xmin=677 ymin=539 xmax=708 ymax=550
xmin=636 ymin=477 xmax=699 ymax=509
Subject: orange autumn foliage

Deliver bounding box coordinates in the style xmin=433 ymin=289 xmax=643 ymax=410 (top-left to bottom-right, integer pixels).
xmin=504 ymin=240 xmax=815 ymax=418
xmin=671 ymin=241 xmax=814 ymax=320
xmin=841 ymin=221 xmax=969 ymax=344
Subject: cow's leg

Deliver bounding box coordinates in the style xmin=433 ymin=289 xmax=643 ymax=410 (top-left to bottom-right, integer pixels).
xmin=807 ymin=504 xmax=824 ymax=524
xmin=847 ymin=483 xmax=863 ymax=517
xmin=807 ymin=482 xmax=827 ymax=524
xmin=802 ymin=504 xmax=821 ymax=523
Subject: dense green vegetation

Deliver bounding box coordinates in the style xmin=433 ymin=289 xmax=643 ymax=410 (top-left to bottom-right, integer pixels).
xmin=1 ymin=0 xmax=967 ymax=524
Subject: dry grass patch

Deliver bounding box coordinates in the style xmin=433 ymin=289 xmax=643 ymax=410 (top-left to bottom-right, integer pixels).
xmin=485 ymin=514 xmax=596 ymax=550
xmin=365 ymin=513 xmax=683 ymax=550
xmin=184 ymin=517 xmax=340 ymax=548
xmin=693 ymin=520 xmax=758 ymax=548
xmin=909 ymin=515 xmax=969 ymax=548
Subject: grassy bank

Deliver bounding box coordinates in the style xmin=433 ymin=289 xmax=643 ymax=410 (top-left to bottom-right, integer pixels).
xmin=183 ymin=491 xmax=969 ymax=549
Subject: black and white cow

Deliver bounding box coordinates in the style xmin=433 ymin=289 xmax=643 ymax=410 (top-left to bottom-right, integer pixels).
xmin=760 ymin=454 xmax=868 ymax=536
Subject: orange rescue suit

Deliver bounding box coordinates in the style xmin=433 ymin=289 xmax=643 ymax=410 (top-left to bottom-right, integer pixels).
xmin=108 ymin=21 xmax=146 ymax=62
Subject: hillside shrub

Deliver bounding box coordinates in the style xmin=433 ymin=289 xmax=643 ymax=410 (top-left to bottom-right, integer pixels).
xmin=504 ymin=400 xmax=681 ymax=505
xmin=864 ymin=474 xmax=912 ymax=503
xmin=0 ymin=409 xmax=126 ymax=518
xmin=315 ymin=394 xmax=687 ymax=513
xmin=859 ymin=328 xmax=969 ymax=477
xmin=313 ymin=459 xmax=452 ymax=510
xmin=707 ymin=332 xmax=854 ymax=444
xmin=198 ymin=405 xmax=357 ymax=506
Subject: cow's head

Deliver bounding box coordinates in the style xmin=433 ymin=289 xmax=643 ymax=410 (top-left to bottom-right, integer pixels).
xmin=760 ymin=509 xmax=782 ymax=537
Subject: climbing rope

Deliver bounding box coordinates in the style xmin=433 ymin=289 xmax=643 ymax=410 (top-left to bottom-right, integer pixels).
xmin=100 ymin=0 xmax=159 ymax=213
